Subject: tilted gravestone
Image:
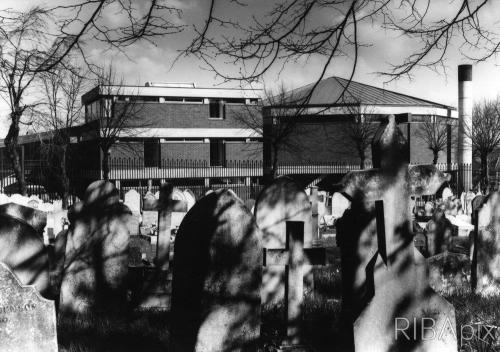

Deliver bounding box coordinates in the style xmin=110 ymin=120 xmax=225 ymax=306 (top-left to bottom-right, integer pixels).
xmin=334 ymin=115 xmax=456 ymax=351
xmin=124 ymin=189 xmax=141 ymax=236
xmin=0 ymin=203 xmax=50 ymax=296
xmin=59 ymin=180 xmax=131 ymax=314
xmin=474 ymin=192 xmax=500 ymax=295
xmin=171 ymin=189 xmax=262 ymax=352
xmin=0 ymin=262 xmax=58 ymax=352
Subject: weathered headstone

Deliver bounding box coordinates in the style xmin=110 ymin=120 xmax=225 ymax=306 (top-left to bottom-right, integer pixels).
xmin=427 ymin=252 xmax=470 ymax=294
xmin=0 ymin=193 xmax=9 ymax=205
xmin=255 ymin=177 xmax=313 ymax=306
xmin=0 ymin=203 xmax=50 ymax=296
xmin=171 ymin=189 xmax=262 ymax=352
xmin=142 ymin=191 xmax=158 ymax=228
xmin=183 ymin=189 xmax=196 ymax=211
xmin=474 ymin=191 xmax=500 ymax=295
xmin=59 ymin=180 xmax=131 ymax=314
xmin=333 ymin=115 xmax=457 ymax=351
xmin=0 ymin=262 xmax=58 ymax=352
xmin=9 ymin=193 xmax=29 ymax=206
xmin=425 ymin=209 xmax=454 ymax=256
xmin=263 ymin=221 xmax=325 ymax=347
xmin=124 ymin=189 xmax=141 ymax=213
xmin=442 ymin=187 xmax=453 ymax=201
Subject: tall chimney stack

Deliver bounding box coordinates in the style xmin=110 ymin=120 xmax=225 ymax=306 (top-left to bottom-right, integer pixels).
xmin=458 ymin=64 xmax=473 ymax=191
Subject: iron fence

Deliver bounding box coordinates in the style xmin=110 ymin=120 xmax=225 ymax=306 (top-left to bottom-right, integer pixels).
xmin=0 ymin=156 xmax=482 ymax=203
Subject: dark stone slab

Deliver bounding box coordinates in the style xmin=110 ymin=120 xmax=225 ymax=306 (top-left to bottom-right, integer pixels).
xmin=171 ymin=189 xmax=262 ymax=352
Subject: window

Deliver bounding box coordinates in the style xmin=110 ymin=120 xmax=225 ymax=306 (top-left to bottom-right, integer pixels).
xmin=210 ymin=139 xmax=226 ymax=166
xmin=144 ymin=139 xmax=160 ymax=168
xmin=209 ymin=99 xmax=225 ymax=119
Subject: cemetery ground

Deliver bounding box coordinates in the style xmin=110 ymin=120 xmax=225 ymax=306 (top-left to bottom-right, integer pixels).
xmin=55 ymin=238 xmax=500 ymax=352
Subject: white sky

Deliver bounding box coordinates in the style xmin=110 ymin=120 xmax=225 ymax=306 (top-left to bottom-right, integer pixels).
xmin=1 ymin=0 xmax=500 ymax=135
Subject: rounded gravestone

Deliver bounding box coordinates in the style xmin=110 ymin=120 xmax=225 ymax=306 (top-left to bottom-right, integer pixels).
xmin=171 ymin=189 xmax=262 ymax=352
xmin=183 ymin=189 xmax=196 ymax=211
xmin=59 ymin=180 xmax=131 ymax=315
xmin=0 ymin=203 xmax=50 ymax=296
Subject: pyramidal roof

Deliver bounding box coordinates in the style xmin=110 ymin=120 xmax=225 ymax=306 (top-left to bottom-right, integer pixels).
xmin=283 ymin=76 xmax=454 ymax=109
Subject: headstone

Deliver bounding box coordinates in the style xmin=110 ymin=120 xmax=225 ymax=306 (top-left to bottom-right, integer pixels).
xmin=474 ymin=192 xmax=500 ymax=295
xmin=183 ymin=189 xmax=196 ymax=211
xmin=263 ymin=221 xmax=325 ymax=348
xmin=0 ymin=203 xmax=49 ymax=295
xmin=442 ymin=187 xmax=453 ymax=201
xmin=255 ymin=177 xmax=313 ymax=306
xmin=427 ymin=252 xmax=471 ymax=294
xmin=124 ymin=189 xmax=141 ymax=213
xmin=0 ymin=262 xmax=58 ymax=352
xmin=9 ymin=193 xmax=29 ymax=206
xmin=59 ymin=180 xmax=131 ymax=314
xmin=142 ymin=192 xmax=158 ymax=228
xmin=424 ymin=201 xmax=434 ymax=217
xmin=0 ymin=193 xmax=9 ymax=205
xmin=333 ymin=115 xmax=456 ymax=351
xmin=171 ymin=189 xmax=262 ymax=352
xmin=425 ymin=210 xmax=454 ymax=256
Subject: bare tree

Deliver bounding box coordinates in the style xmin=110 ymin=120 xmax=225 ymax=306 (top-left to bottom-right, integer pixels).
xmin=341 ymin=104 xmax=378 ymax=169
xmin=259 ymin=84 xmax=306 ymax=179
xmin=94 ymin=65 xmax=146 ymax=181
xmin=35 ymin=64 xmax=87 ymax=208
xmin=416 ymin=117 xmax=452 ymax=164
xmin=0 ymin=3 xmax=186 ymax=194
xmin=185 ymin=1 xmax=500 ymax=97
xmin=465 ymin=98 xmax=500 ymax=186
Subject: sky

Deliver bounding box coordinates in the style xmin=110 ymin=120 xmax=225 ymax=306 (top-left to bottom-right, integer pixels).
xmin=1 ymin=0 xmax=500 ymax=135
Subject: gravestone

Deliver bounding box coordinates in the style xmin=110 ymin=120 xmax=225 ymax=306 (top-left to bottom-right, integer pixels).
xmin=59 ymin=180 xmax=131 ymax=314
xmin=442 ymin=187 xmax=453 ymax=201
xmin=333 ymin=115 xmax=457 ymax=351
xmin=474 ymin=191 xmax=500 ymax=295
xmin=124 ymin=189 xmax=141 ymax=236
xmin=255 ymin=177 xmax=313 ymax=306
xmin=10 ymin=194 xmax=29 ymax=206
xmin=425 ymin=209 xmax=454 ymax=256
xmin=427 ymin=252 xmax=470 ymax=294
xmin=183 ymin=189 xmax=196 ymax=211
xmin=263 ymin=221 xmax=325 ymax=348
xmin=0 ymin=262 xmax=58 ymax=352
xmin=142 ymin=192 xmax=158 ymax=228
xmin=0 ymin=193 xmax=9 ymax=205
xmin=0 ymin=203 xmax=50 ymax=296
xmin=171 ymin=189 xmax=262 ymax=352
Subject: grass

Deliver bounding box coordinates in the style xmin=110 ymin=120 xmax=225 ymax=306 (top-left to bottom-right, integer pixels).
xmin=56 ymin=245 xmax=500 ymax=352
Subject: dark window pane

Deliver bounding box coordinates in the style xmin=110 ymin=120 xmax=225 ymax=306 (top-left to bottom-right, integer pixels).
xmin=144 ymin=139 xmax=160 ymax=167
xmin=210 ymin=139 xmax=226 ymax=166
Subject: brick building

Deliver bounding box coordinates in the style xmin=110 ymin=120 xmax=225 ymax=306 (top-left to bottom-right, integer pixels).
xmin=263 ymin=76 xmax=458 ymax=172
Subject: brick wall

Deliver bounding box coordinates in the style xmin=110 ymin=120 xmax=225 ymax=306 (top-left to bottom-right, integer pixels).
xmin=117 ymin=102 xmax=261 ymax=129
xmin=161 ymin=142 xmax=210 ymax=162
xmin=226 ymin=142 xmax=262 ymax=162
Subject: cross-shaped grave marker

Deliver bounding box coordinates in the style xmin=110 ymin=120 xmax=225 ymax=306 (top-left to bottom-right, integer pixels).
xmin=263 ymin=220 xmax=326 ymax=348
xmin=333 ymin=115 xmax=457 ymax=351
xmin=143 ymin=183 xmax=187 ymax=270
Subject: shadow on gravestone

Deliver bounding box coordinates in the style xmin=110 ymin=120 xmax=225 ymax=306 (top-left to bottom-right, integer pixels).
xmin=255 ymin=177 xmax=313 ymax=306
xmin=425 ymin=209 xmax=454 ymax=257
xmin=0 ymin=203 xmax=50 ymax=297
xmin=170 ymin=189 xmax=262 ymax=352
xmin=334 ymin=115 xmax=456 ymax=352
xmin=59 ymin=180 xmax=131 ymax=316
xmin=474 ymin=191 xmax=500 ymax=295
xmin=0 ymin=262 xmax=58 ymax=352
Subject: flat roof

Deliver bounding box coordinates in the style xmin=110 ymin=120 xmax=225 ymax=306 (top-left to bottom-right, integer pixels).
xmin=82 ymin=85 xmax=262 ymax=103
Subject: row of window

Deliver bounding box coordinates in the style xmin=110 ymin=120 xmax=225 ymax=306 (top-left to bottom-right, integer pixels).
xmin=85 ymin=97 xmax=256 ymax=121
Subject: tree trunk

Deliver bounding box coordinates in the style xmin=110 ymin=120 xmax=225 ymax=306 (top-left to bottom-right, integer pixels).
xmin=4 ymin=110 xmax=26 ymax=195
xmin=101 ymin=146 xmax=110 ymax=181
xmin=432 ymin=151 xmax=439 ymax=165
xmin=60 ymin=144 xmax=70 ymax=209
xmin=480 ymin=153 xmax=488 ymax=190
